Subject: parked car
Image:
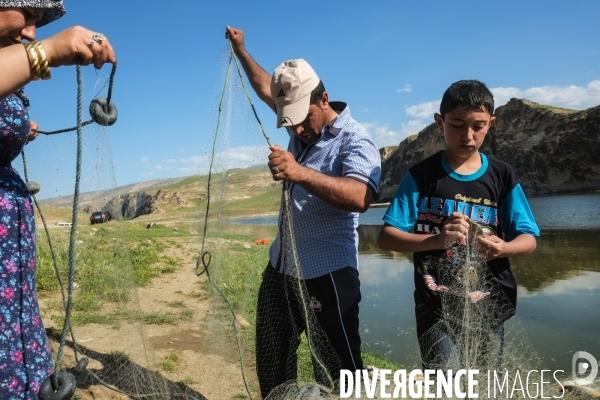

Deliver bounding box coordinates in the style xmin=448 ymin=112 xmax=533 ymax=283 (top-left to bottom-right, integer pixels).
xmin=90 ymin=211 xmax=108 ymax=225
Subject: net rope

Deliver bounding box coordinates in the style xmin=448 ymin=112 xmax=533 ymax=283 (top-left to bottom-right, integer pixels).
xmin=21 ymin=62 xmax=120 ymax=393
xmin=22 ymin=47 xmax=598 ymax=400
xmin=193 ymin=46 xmax=342 ymax=399
xmin=413 ymin=219 xmax=598 ymax=399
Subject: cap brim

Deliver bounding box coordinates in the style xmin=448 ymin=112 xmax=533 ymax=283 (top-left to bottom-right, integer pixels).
xmin=276 ymin=94 xmax=311 ymax=129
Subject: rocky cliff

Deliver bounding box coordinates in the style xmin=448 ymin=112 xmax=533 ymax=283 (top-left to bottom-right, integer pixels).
xmin=378 ymin=98 xmax=600 ymax=201
xmin=101 ymin=190 xmax=192 ymax=219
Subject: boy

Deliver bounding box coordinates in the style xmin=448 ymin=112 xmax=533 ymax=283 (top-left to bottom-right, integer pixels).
xmin=378 ymin=80 xmax=539 ymax=369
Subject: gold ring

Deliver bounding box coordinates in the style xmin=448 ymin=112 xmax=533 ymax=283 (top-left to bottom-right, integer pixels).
xmin=271 ymin=167 xmax=280 ymax=175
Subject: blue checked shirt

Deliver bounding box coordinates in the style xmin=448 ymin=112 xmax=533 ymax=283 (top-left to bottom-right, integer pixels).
xmin=269 ymin=102 xmax=381 ymax=279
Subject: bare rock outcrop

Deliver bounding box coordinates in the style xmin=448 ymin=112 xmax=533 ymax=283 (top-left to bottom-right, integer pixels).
xmin=103 ymin=192 xmax=155 ymax=219
xmin=153 ymin=190 xmax=191 ymax=206
xmin=378 ymin=98 xmax=600 ymax=201
xmin=98 ymin=190 xmax=192 ymax=219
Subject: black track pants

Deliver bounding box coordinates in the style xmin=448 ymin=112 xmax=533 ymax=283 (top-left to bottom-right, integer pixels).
xmin=255 ymin=263 xmax=363 ymax=398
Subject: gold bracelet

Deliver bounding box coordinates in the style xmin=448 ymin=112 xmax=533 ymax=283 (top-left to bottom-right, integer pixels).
xmin=23 ymin=42 xmax=41 ymax=80
xmin=32 ymin=42 xmax=51 ymax=80
xmin=23 ymin=41 xmax=51 ymax=81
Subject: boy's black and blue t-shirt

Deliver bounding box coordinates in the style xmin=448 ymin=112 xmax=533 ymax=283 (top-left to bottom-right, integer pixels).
xmin=383 ymin=150 xmax=540 ymax=322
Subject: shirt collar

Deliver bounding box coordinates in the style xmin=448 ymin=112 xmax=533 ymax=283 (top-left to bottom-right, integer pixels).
xmin=325 ymin=101 xmax=349 ymax=136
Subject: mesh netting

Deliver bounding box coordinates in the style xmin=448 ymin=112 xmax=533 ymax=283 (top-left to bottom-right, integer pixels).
xmin=22 ymin=50 xmax=599 ymax=400
xmin=414 ymin=220 xmax=599 ymax=399
xmin=22 ymin=47 xmax=348 ymax=400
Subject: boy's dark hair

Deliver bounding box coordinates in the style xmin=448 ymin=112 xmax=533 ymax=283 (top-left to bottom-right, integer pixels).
xmin=309 ymin=80 xmax=326 ymax=109
xmin=439 ymin=80 xmax=494 ymax=118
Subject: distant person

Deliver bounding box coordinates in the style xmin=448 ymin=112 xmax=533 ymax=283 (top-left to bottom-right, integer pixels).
xmin=0 ymin=1 xmax=115 ymax=397
xmin=378 ymin=80 xmax=539 ymax=369
xmin=226 ymin=26 xmax=381 ymax=397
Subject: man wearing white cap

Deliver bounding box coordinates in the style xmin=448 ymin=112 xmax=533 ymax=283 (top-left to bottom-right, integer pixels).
xmin=226 ymin=26 xmax=381 ymax=398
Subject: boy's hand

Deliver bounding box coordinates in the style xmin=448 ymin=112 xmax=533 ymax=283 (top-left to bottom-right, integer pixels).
xmin=478 ymin=235 xmax=506 ymax=260
xmin=438 ymin=212 xmax=470 ymax=248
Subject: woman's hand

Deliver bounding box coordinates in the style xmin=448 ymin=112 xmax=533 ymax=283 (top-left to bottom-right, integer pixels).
xmin=40 ymin=26 xmax=116 ymax=69
xmin=26 ymin=120 xmax=39 ymax=144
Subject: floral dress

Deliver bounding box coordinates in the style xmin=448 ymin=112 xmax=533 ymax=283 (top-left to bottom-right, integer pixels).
xmin=0 ymin=92 xmax=53 ymax=399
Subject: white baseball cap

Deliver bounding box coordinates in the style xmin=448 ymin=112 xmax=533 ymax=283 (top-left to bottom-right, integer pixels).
xmin=270 ymin=59 xmax=320 ymax=128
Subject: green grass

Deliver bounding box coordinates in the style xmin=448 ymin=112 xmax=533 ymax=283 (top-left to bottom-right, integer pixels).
xmin=159 ymin=352 xmax=181 ymax=372
xmin=201 ymin=239 xmax=403 ymax=382
xmin=37 ymin=214 xmax=402 ymax=384
xmin=36 ymin=224 xmax=192 ymax=328
xmin=180 ymin=376 xmax=196 ymax=385
xmin=295 ymin=336 xmax=404 ymax=383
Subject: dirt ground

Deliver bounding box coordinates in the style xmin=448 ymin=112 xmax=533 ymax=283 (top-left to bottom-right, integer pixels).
xmin=40 ymin=237 xmax=257 ymax=400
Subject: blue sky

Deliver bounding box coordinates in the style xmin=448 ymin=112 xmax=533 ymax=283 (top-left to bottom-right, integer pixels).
xmin=20 ymin=0 xmax=600 ymax=194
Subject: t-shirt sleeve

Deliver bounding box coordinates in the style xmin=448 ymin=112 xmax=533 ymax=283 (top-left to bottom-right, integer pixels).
xmin=499 ymin=183 xmax=540 ymax=241
xmin=383 ymin=172 xmax=420 ymax=232
xmin=341 ymin=136 xmax=381 ymax=195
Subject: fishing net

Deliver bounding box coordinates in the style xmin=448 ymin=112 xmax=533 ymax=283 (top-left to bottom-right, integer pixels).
xmin=22 ymin=47 xmax=598 ymax=400
xmin=20 ymin=45 xmax=351 ymax=400
xmin=20 ymin=64 xmax=205 ymax=399
xmin=192 ymin=47 xmax=344 ymax=399
xmin=413 ymin=219 xmax=599 ymax=399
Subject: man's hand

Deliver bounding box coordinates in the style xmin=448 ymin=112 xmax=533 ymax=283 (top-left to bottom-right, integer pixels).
xmin=268 ymin=145 xmax=303 ymax=182
xmin=267 ymin=145 xmax=372 ymax=212
xmin=437 ymin=212 xmax=470 ymax=248
xmin=225 ymin=26 xmax=245 ymax=56
xmin=27 ymin=121 xmax=39 ymax=144
xmin=224 ymin=25 xmax=274 ymax=111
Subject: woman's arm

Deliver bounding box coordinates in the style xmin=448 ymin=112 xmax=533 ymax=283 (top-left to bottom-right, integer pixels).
xmin=0 ymin=44 xmax=34 ymax=99
xmin=0 ymin=26 xmax=116 ymax=99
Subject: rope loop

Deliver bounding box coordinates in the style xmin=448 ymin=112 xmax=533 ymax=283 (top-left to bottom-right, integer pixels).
xmin=195 ymin=250 xmax=211 ymax=276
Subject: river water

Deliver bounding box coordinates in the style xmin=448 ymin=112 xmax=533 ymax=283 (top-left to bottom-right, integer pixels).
xmin=233 ymin=193 xmax=600 ymax=372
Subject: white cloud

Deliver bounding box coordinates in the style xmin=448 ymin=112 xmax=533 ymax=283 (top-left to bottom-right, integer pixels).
xmin=178 ymin=167 xmax=195 ymax=173
xmin=141 ymin=172 xmax=154 ymax=177
xmin=361 ymin=108 xmax=372 ymax=113
xmin=400 ymin=80 xmax=600 ymax=128
xmin=397 ymin=84 xmax=413 ymax=93
xmin=140 ymin=157 xmax=149 ymax=163
xmin=406 ymin=100 xmax=440 ymax=120
xmin=178 ymin=145 xmax=271 ymax=174
xmin=361 ymin=120 xmax=429 ymax=148
xmin=491 ymin=80 xmax=600 ymax=109
xmin=361 ymin=122 xmax=400 ymax=146
xmin=163 ymin=158 xmax=176 ymax=163
xmin=378 ymin=80 xmax=600 ymax=149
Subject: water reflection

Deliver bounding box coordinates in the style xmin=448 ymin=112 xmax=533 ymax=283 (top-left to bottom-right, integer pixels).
xmin=358 ymin=225 xmax=600 ymax=292
xmin=228 ymin=193 xmax=600 ymax=371
xmin=515 ymin=230 xmax=600 ymax=291
xmin=357 ymin=225 xmax=600 ymax=371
